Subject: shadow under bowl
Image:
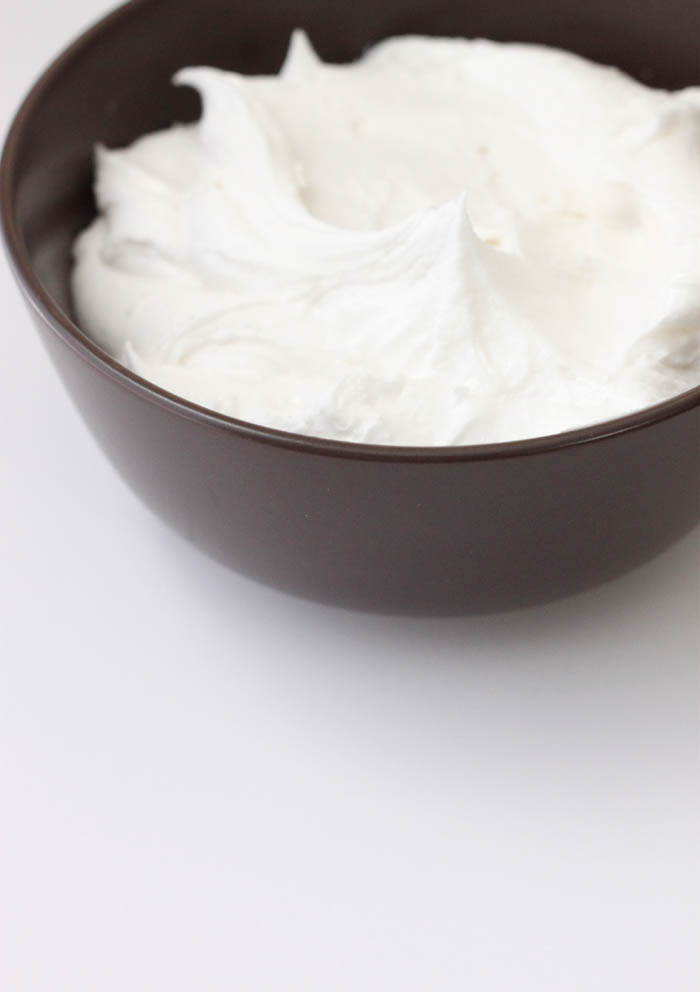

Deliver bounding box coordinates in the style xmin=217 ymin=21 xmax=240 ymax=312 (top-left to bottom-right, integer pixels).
xmin=2 ymin=0 xmax=699 ymax=615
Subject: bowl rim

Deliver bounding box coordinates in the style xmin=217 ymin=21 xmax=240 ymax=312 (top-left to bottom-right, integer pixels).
xmin=2 ymin=0 xmax=700 ymax=464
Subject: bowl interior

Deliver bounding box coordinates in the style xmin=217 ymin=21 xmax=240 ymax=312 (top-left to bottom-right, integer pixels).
xmin=9 ymin=0 xmax=700 ymax=332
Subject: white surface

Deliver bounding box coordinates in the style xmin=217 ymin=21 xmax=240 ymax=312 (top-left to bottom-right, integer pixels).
xmin=1 ymin=4 xmax=698 ymax=990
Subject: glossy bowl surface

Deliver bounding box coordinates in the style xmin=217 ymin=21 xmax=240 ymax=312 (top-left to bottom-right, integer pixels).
xmin=2 ymin=0 xmax=699 ymax=613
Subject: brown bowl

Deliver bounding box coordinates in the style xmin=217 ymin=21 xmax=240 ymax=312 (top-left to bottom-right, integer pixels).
xmin=2 ymin=0 xmax=699 ymax=615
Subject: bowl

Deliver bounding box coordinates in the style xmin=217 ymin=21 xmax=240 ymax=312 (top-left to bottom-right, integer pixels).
xmin=2 ymin=0 xmax=699 ymax=615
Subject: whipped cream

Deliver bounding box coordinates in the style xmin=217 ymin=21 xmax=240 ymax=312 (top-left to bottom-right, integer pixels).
xmin=72 ymin=33 xmax=700 ymax=444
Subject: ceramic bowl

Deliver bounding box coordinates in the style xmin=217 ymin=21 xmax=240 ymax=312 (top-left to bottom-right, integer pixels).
xmin=2 ymin=0 xmax=699 ymax=614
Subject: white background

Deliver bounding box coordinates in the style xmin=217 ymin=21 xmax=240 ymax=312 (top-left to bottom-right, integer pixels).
xmin=1 ymin=2 xmax=698 ymax=989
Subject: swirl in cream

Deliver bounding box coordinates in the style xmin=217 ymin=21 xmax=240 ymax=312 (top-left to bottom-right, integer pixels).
xmin=72 ymin=33 xmax=700 ymax=444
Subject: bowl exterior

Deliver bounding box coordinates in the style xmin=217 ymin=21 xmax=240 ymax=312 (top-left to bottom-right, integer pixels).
xmin=21 ymin=299 xmax=699 ymax=614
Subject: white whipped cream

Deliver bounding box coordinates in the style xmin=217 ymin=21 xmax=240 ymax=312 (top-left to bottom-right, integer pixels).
xmin=72 ymin=33 xmax=700 ymax=444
